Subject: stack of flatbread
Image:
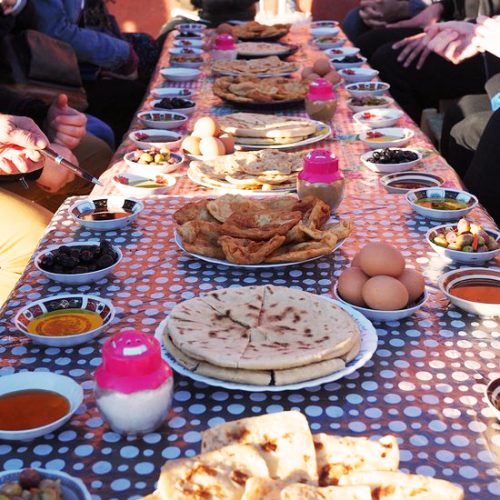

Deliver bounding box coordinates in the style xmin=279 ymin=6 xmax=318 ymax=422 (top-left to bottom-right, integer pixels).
xmin=175 ymin=195 xmax=353 ymax=264
xmin=142 ymin=411 xmax=464 ymax=500
xmin=218 ymin=113 xmax=322 ymax=146
xmin=232 ymin=21 xmax=290 ymax=41
xmin=188 ymin=150 xmax=304 ymax=191
xmin=162 ymin=285 xmax=361 ymax=386
xmin=236 ymin=42 xmax=291 ymax=57
xmin=212 ymin=57 xmax=300 ymax=77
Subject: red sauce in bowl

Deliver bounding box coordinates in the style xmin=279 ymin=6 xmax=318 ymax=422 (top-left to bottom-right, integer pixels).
xmin=450 ymin=284 xmax=500 ymax=304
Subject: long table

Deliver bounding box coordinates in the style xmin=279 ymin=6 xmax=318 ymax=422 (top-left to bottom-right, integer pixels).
xmin=1 ymin=25 xmax=499 ymax=500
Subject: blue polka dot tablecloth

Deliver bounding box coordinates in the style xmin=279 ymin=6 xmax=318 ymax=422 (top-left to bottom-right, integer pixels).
xmin=0 ymin=194 xmax=499 ymax=499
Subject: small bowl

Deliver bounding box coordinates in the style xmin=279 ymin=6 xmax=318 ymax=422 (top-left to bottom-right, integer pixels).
xmin=124 ymin=151 xmax=184 ymax=175
xmin=485 ymin=377 xmax=500 ymax=420
xmin=177 ymin=22 xmax=206 ymax=33
xmin=160 ymin=67 xmax=201 ymax=82
xmin=0 ymin=468 xmax=91 ymax=499
xmin=113 ymin=172 xmax=176 ymax=198
xmin=406 ymin=188 xmax=478 ymax=221
xmin=347 ymin=96 xmax=395 ymax=113
xmin=346 ymin=81 xmax=390 ymax=98
xmin=151 ymin=98 xmax=196 ymax=116
xmin=330 ymin=56 xmax=367 ymax=69
xmin=70 ymin=196 xmax=144 ymax=231
xmin=151 ymin=87 xmax=194 ymax=99
xmin=439 ymin=267 xmax=500 ymax=317
xmin=315 ymin=37 xmax=345 ymax=50
xmin=360 ymin=127 xmax=414 ymax=149
xmin=325 ymin=47 xmax=360 ymax=58
xmin=129 ymin=129 xmax=183 ymax=150
xmin=354 ymin=109 xmax=404 ymax=128
xmin=14 ymin=293 xmax=115 ymax=347
xmin=138 ymin=110 xmax=189 ymax=129
xmin=311 ymin=26 xmax=340 ymax=37
xmin=381 ymin=172 xmax=444 ymax=194
xmin=333 ymin=283 xmax=428 ymax=322
xmin=173 ymin=38 xmax=203 ymax=48
xmin=170 ymin=57 xmax=204 ymax=69
xmin=360 ymin=148 xmax=422 ymax=174
xmin=426 ymin=224 xmax=500 ymax=264
xmin=338 ymin=68 xmax=379 ymax=83
xmin=311 ymin=20 xmax=340 ymax=27
xmin=0 ymin=372 xmax=83 ymax=441
xmin=35 ymin=242 xmax=122 ymax=285
xmin=169 ymin=47 xmax=203 ymax=56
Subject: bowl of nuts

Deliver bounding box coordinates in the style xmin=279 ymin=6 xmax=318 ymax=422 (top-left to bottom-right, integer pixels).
xmin=124 ymin=148 xmax=184 ymax=175
xmin=35 ymin=240 xmax=122 ymax=285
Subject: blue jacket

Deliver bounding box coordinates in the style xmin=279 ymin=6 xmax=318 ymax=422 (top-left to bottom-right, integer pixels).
xmin=32 ymin=0 xmax=129 ymax=71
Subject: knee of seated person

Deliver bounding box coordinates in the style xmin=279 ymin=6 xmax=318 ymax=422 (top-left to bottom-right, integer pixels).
xmin=72 ymin=134 xmax=113 ymax=178
xmin=450 ymin=111 xmax=493 ymax=152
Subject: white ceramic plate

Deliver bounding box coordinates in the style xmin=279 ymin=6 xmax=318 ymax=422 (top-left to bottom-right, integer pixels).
xmin=0 ymin=372 xmax=83 ymax=441
xmin=129 ymin=129 xmax=183 ymax=150
xmin=187 ymin=163 xmax=295 ymax=194
xmin=360 ymin=127 xmax=414 ymax=149
xmin=236 ymin=120 xmax=331 ymax=150
xmin=160 ymin=67 xmax=201 ymax=81
xmin=334 ymin=283 xmax=429 ymax=322
xmin=14 ymin=293 xmax=115 ymax=347
xmin=137 ymin=111 xmax=188 ymax=130
xmin=354 ymin=109 xmax=404 ymax=129
xmin=174 ymin=225 xmax=348 ymax=269
xmin=338 ymin=68 xmax=378 ymax=83
xmin=35 ymin=242 xmax=122 ymax=285
xmin=124 ymin=151 xmax=184 ymax=175
xmin=325 ymin=47 xmax=360 ymax=58
xmin=426 ymin=224 xmax=500 ymax=264
xmin=150 ymin=87 xmax=194 ymax=99
xmin=0 ymin=469 xmax=91 ymax=500
xmin=360 ymin=148 xmax=422 ymax=173
xmin=155 ymin=296 xmax=377 ymax=392
xmin=113 ymin=172 xmax=176 ymax=198
xmin=70 ymin=196 xmax=144 ymax=231
xmin=347 ymin=96 xmax=395 ymax=113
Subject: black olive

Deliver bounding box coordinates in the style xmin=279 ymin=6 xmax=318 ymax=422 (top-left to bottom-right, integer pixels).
xmin=19 ymin=468 xmax=41 ymax=489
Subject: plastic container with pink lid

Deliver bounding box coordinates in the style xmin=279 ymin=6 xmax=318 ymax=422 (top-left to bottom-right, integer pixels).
xmin=297 ymin=149 xmax=345 ymax=211
xmin=305 ymin=78 xmax=337 ymax=123
xmin=211 ymin=33 xmax=237 ymax=62
xmin=94 ymin=330 xmax=173 ymax=434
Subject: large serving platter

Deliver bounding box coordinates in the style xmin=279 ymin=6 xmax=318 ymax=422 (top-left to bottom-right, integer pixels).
xmin=155 ymin=296 xmax=378 ymax=392
xmin=236 ymin=120 xmax=331 ymax=150
xmin=174 ymin=225 xmax=348 ymax=269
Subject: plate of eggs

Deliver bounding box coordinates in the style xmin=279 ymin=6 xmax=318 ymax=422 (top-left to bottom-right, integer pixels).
xmin=334 ymin=242 xmax=427 ymax=322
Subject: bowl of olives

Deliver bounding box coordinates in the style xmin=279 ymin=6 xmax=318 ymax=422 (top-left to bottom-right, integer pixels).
xmin=124 ymin=148 xmax=184 ymax=175
xmin=427 ymin=218 xmax=500 ymax=264
xmin=360 ymin=148 xmax=422 ymax=173
xmin=35 ymin=240 xmax=122 ymax=285
xmin=151 ymin=97 xmax=196 ymax=115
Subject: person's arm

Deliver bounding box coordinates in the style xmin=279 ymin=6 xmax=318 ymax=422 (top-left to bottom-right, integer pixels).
xmin=0 ymin=87 xmax=49 ymax=130
xmin=32 ymin=0 xmax=130 ymax=71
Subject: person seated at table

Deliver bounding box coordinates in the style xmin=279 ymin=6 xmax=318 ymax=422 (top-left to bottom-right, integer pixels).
xmin=30 ymin=0 xmax=150 ymax=142
xmin=0 ymin=87 xmax=112 ymax=212
xmin=342 ymin=0 xmax=431 ymax=43
xmin=360 ymin=0 xmax=500 ymax=123
xmin=0 ymin=114 xmax=76 ymax=307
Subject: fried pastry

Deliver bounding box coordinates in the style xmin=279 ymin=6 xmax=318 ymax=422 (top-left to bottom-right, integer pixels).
xmin=173 ymin=199 xmax=217 ymax=225
xmin=219 ymin=235 xmax=286 ymax=264
xmin=177 ymin=220 xmax=226 ymax=259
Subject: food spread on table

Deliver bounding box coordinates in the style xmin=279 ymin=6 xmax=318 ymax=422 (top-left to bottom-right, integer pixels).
xmin=212 ymin=56 xmax=300 ymax=76
xmin=143 ymin=411 xmax=464 ymax=500
xmin=174 ymin=194 xmax=352 ymax=265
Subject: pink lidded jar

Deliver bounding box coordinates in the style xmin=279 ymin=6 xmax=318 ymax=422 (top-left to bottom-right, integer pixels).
xmin=305 ymin=78 xmax=337 ymax=123
xmin=298 ymin=149 xmax=345 ymax=211
xmin=211 ymin=33 xmax=237 ymax=61
xmin=95 ymin=330 xmax=173 ymax=434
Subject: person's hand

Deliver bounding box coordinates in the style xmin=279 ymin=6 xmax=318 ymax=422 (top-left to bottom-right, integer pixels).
xmin=36 ymin=143 xmax=76 ymax=193
xmin=392 ymin=32 xmax=433 ymax=69
xmin=0 ymin=0 xmax=17 ymax=15
xmin=472 ymin=16 xmax=500 ymax=59
xmin=425 ymin=22 xmax=479 ymax=63
xmin=0 ymin=114 xmax=48 ymax=175
xmin=359 ymin=0 xmax=386 ymax=27
xmin=387 ymin=2 xmax=443 ymax=28
xmin=46 ymin=94 xmax=87 ymax=150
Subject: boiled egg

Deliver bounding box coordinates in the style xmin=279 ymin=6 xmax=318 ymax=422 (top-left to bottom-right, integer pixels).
xmin=301 ymin=67 xmax=315 ymax=79
xmin=219 ymin=133 xmax=235 ymax=154
xmin=313 ymin=57 xmax=331 ymax=77
xmin=362 ymin=276 xmax=409 ymax=310
xmin=398 ymin=268 xmax=425 ymax=303
xmin=351 ymin=252 xmax=361 ymax=267
xmin=324 ymin=70 xmax=340 ymax=85
xmin=193 ymin=116 xmax=221 ymax=138
xmin=338 ymin=267 xmax=369 ymax=307
xmin=181 ymin=135 xmax=201 ymax=155
xmin=359 ymin=242 xmax=405 ymax=277
xmin=199 ymin=137 xmax=226 ymax=157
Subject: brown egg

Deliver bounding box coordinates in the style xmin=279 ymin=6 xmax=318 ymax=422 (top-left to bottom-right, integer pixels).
xmin=216 ymin=23 xmax=234 ymax=35
xmin=324 ymin=70 xmax=341 ymax=85
xmin=181 ymin=135 xmax=201 ymax=155
xmin=301 ymin=66 xmax=315 ymax=79
xmin=359 ymin=242 xmax=405 ymax=277
xmin=219 ymin=133 xmax=235 ymax=154
xmin=199 ymin=137 xmax=226 ymax=157
xmin=193 ymin=116 xmax=221 ymax=138
xmin=362 ymin=276 xmax=409 ymax=310
xmin=305 ymin=72 xmax=321 ymax=82
xmin=351 ymin=252 xmax=361 ymax=267
xmin=398 ymin=269 xmax=425 ymax=303
xmin=338 ymin=267 xmax=369 ymax=307
xmin=313 ymin=58 xmax=332 ymax=77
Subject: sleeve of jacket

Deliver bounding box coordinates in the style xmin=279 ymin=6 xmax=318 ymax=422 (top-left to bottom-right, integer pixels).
xmin=32 ymin=0 xmax=130 ymax=70
xmin=0 ymin=87 xmax=49 ymax=129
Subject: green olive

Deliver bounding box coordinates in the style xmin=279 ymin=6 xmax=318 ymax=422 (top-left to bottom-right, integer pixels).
xmin=139 ymin=153 xmax=154 ymax=164
xmin=433 ymin=235 xmax=448 ymax=248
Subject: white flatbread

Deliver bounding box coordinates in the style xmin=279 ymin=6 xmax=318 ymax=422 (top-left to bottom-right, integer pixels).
xmin=242 ymin=478 xmax=288 ymax=500
xmin=273 ymin=357 xmax=345 ymax=385
xmin=280 ymin=483 xmax=372 ymax=500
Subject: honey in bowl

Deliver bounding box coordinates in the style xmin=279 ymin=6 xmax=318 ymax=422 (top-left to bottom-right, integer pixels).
xmin=27 ymin=309 xmax=103 ymax=336
xmin=0 ymin=390 xmax=70 ymax=431
xmin=415 ymin=198 xmax=467 ymax=210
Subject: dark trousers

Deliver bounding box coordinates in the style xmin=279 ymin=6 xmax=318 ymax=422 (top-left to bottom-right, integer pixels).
xmin=356 ymin=27 xmax=420 ymax=60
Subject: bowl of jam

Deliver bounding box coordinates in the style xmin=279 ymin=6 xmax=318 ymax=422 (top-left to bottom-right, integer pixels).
xmin=70 ymin=197 xmax=144 ymax=231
